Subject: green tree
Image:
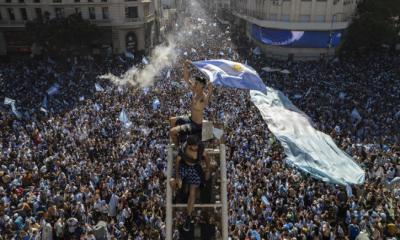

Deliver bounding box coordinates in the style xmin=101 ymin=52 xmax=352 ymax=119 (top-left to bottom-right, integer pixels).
xmin=341 ymin=0 xmax=400 ymax=53
xmin=26 ymin=13 xmax=99 ymax=54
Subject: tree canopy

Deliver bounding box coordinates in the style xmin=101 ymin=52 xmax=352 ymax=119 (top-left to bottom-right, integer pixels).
xmin=26 ymin=13 xmax=99 ymax=54
xmin=341 ymin=0 xmax=400 ymax=53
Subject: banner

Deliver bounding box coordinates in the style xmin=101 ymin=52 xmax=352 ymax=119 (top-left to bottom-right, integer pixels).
xmin=252 ymin=24 xmax=342 ymax=48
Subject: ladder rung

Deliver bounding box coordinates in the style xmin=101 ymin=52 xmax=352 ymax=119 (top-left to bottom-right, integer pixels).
xmin=172 ymin=203 xmax=222 ymax=208
xmin=205 ymin=148 xmax=220 ymax=154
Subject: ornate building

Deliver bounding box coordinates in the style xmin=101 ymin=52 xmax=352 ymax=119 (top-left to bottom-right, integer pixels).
xmin=229 ymin=0 xmax=359 ymax=60
xmin=0 ymin=0 xmax=160 ymax=55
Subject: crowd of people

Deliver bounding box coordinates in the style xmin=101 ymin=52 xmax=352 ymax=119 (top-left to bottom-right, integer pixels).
xmin=1 ymin=1 xmax=400 ymax=239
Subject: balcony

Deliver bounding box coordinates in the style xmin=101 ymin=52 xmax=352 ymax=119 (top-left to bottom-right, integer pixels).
xmin=89 ymin=19 xmax=111 ymax=23
xmin=0 ymin=20 xmax=27 ymax=27
xmin=125 ymin=17 xmax=141 ymax=22
xmin=143 ymin=13 xmax=154 ymax=22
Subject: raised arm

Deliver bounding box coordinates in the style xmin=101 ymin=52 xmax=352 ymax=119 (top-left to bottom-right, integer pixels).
xmin=203 ymin=150 xmax=211 ymax=180
xmin=183 ymin=60 xmax=195 ymax=91
xmin=175 ymin=155 xmax=181 ymax=180
xmin=205 ymin=82 xmax=214 ymax=103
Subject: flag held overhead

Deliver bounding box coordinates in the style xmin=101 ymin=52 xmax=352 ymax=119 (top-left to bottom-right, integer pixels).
xmin=192 ymin=59 xmax=267 ymax=93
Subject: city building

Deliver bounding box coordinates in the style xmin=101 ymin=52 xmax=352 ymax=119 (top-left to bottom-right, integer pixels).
xmin=0 ymin=0 xmax=160 ymax=55
xmin=204 ymin=0 xmax=230 ymax=12
xmin=229 ymin=0 xmax=359 ymax=60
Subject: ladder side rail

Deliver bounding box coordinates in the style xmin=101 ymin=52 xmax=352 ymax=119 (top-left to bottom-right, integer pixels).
xmin=166 ymin=145 xmax=174 ymax=240
xmin=220 ymin=144 xmax=229 ymax=240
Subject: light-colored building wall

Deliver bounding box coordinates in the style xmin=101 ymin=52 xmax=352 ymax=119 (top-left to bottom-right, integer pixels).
xmin=230 ymin=0 xmax=359 ymax=60
xmin=233 ymin=0 xmax=358 ymax=25
xmin=0 ymin=0 xmax=158 ymax=55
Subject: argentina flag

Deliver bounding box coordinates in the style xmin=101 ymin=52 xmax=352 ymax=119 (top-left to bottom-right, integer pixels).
xmin=192 ymin=59 xmax=266 ymax=93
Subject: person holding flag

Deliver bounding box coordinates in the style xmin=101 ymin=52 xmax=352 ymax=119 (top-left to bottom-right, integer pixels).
xmin=169 ymin=60 xmax=213 ymax=145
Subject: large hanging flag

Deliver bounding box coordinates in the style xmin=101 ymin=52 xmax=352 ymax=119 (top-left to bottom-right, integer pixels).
xmin=192 ymin=59 xmax=266 ymax=93
xmin=250 ymin=87 xmax=365 ymax=185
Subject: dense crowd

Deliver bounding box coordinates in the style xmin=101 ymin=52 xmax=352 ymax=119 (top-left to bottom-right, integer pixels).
xmin=1 ymin=2 xmax=400 ymax=240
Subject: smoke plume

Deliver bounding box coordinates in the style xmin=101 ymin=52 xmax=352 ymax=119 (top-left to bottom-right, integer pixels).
xmin=99 ymin=35 xmax=177 ymax=87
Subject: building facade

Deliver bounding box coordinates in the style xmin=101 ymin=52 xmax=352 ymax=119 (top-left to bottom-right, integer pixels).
xmin=0 ymin=0 xmax=159 ymax=55
xmin=230 ymin=0 xmax=359 ymax=60
xmin=204 ymin=0 xmax=230 ymax=11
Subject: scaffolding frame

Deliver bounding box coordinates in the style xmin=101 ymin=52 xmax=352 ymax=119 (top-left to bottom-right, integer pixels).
xmin=165 ymin=143 xmax=228 ymax=240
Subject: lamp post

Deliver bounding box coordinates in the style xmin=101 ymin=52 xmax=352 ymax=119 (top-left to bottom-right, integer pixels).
xmin=327 ymin=13 xmax=337 ymax=59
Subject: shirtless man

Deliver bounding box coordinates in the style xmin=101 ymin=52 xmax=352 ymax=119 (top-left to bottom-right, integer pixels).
xmin=169 ymin=60 xmax=213 ymax=145
xmin=169 ymin=135 xmax=211 ymax=231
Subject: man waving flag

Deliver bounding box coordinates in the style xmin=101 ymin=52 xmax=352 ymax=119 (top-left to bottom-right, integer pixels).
xmin=192 ymin=59 xmax=266 ymax=93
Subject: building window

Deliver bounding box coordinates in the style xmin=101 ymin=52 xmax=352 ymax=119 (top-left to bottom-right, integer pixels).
xmin=55 ymin=7 xmax=64 ymax=18
xmin=315 ymin=15 xmax=325 ymax=22
xmin=34 ymin=0 xmax=40 ymax=3
xmin=143 ymin=3 xmax=150 ymax=16
xmin=281 ymin=14 xmax=290 ymax=21
xmin=88 ymin=0 xmax=93 ymax=2
xmin=74 ymin=0 xmax=80 ymax=2
xmin=53 ymin=0 xmax=62 ymax=3
xmin=35 ymin=8 xmax=42 ymax=19
xmin=299 ymin=15 xmax=310 ymax=22
xmin=74 ymin=7 xmax=81 ymax=15
xmin=19 ymin=0 xmax=24 ymax=3
xmin=6 ymin=0 xmax=11 ymax=3
xmin=101 ymin=0 xmax=107 ymax=2
xmin=20 ymin=8 xmax=27 ymax=20
xmin=102 ymin=7 xmax=109 ymax=19
xmin=125 ymin=7 xmax=138 ymax=19
xmin=88 ymin=7 xmax=95 ymax=19
xmin=0 ymin=11 xmax=2 ymax=20
xmin=125 ymin=0 xmax=137 ymax=1
xmin=7 ymin=8 xmax=15 ymax=21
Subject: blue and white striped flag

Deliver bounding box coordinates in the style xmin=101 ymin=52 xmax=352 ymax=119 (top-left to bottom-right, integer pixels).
xmin=192 ymin=59 xmax=266 ymax=93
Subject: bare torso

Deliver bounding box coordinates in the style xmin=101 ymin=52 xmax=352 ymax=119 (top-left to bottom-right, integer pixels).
xmin=191 ymin=92 xmax=207 ymax=124
xmin=184 ymin=147 xmax=198 ymax=165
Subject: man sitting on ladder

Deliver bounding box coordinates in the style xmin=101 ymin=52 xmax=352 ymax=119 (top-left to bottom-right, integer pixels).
xmin=169 ymin=60 xmax=213 ymax=145
xmin=169 ymin=135 xmax=211 ymax=232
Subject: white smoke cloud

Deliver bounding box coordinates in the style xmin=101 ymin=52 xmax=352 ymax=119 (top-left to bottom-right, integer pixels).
xmin=100 ymin=0 xmax=213 ymax=88
xmin=99 ymin=35 xmax=178 ymax=87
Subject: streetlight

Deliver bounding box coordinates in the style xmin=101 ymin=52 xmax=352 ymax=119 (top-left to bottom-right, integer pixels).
xmin=327 ymin=13 xmax=338 ymax=58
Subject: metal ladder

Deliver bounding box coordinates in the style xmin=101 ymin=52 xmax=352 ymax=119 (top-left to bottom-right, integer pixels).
xmin=165 ymin=139 xmax=228 ymax=239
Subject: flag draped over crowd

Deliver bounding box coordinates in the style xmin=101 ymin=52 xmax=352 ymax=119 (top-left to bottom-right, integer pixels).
xmin=196 ymin=59 xmax=365 ymax=185
xmin=250 ymin=88 xmax=365 ymax=185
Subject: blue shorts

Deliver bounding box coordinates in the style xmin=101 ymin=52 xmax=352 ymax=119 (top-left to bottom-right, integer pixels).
xmin=175 ymin=161 xmax=203 ymax=187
